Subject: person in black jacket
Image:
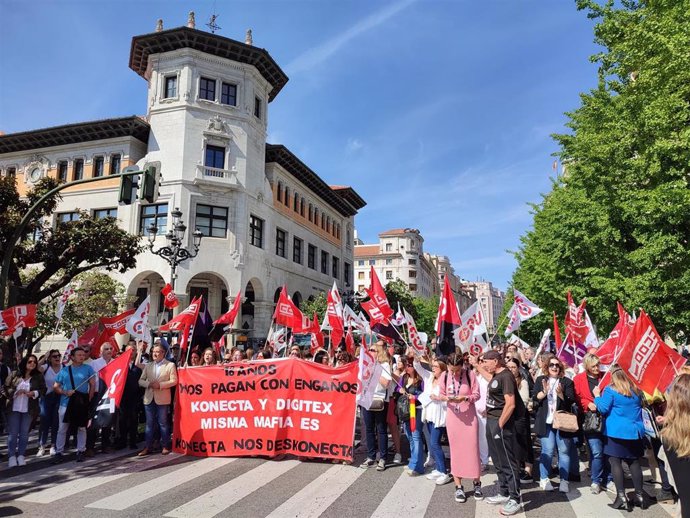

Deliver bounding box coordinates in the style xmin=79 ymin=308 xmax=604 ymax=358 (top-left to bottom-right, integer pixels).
xmin=532 ymin=353 xmax=576 ymax=493
xmin=115 ymin=344 xmax=143 ymax=449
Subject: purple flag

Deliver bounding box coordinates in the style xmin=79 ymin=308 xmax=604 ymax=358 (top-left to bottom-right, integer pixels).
xmin=557 ymin=336 xmax=587 ymax=368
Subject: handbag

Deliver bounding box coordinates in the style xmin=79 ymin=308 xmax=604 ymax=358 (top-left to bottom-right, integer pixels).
xmin=63 ymin=367 xmax=91 ymax=427
xmin=553 ymin=410 xmax=579 ymax=433
xmin=369 ymin=396 xmax=385 ymax=412
xmin=582 ymin=411 xmax=603 ymax=434
xmin=396 ymin=393 xmax=411 ymax=422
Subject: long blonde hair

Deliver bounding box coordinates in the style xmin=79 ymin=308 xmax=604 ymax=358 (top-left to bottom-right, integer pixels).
xmin=609 ymin=366 xmax=639 ymax=397
xmin=660 ymin=374 xmax=690 ymax=457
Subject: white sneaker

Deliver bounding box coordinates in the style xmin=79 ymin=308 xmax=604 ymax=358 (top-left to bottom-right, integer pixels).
xmin=424 ymin=455 xmax=434 ymax=468
xmin=426 ymin=469 xmax=443 ymax=480
xmin=436 ymin=473 xmax=453 ymax=485
xmin=539 ymin=478 xmax=554 ymax=491
xmin=8 ymin=456 xmax=17 ymax=468
xmin=605 ymin=481 xmax=616 ymax=493
xmin=17 ymin=455 xmax=26 ymax=466
xmin=393 ymin=453 xmax=402 ymax=464
xmin=559 ymin=480 xmax=569 ymax=493
xmin=49 ymin=446 xmax=57 ymax=456
xmin=36 ymin=446 xmax=46 ymax=457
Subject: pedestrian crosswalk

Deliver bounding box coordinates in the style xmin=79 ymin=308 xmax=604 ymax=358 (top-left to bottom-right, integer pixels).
xmin=0 ymin=452 xmax=680 ymax=518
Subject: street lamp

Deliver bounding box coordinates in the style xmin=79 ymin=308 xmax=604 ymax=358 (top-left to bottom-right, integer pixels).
xmin=146 ymin=207 xmax=203 ymax=289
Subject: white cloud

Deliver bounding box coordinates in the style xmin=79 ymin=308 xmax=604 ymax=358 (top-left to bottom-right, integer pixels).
xmin=346 ymin=137 xmax=364 ymax=153
xmin=286 ymin=0 xmax=417 ymax=75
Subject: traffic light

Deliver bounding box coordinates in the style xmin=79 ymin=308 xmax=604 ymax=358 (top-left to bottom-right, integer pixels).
xmin=141 ymin=164 xmax=161 ymax=203
xmin=118 ymin=174 xmax=135 ymax=204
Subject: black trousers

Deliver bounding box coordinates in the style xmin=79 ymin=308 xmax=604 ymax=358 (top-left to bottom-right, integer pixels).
xmin=486 ymin=417 xmax=521 ymax=501
xmin=117 ymin=402 xmax=139 ymax=447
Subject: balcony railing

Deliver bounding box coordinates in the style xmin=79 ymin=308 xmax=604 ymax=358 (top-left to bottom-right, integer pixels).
xmin=194 ymin=165 xmax=240 ymax=188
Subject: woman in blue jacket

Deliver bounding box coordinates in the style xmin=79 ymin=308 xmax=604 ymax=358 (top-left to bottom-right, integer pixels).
xmin=593 ymin=366 xmax=647 ymax=511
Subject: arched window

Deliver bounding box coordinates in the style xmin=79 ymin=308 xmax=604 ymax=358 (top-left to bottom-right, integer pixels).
xmin=336 ymin=224 xmax=341 ymax=239
xmin=294 ymin=192 xmax=299 ymax=212
xmin=321 ymin=213 xmax=325 ymax=229
xmin=277 ymin=181 xmax=283 ymax=203
xmin=308 ymin=203 xmax=313 ymax=222
xmin=284 ymin=186 xmax=290 ymax=206
xmin=300 ymin=197 xmax=305 ymax=217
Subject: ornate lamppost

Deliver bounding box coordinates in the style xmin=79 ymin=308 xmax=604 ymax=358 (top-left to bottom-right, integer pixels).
xmin=146 ymin=207 xmax=203 ymax=290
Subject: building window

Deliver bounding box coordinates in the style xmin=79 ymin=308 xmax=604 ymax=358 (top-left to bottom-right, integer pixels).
xmin=385 ymin=270 xmax=393 ymax=280
xmin=300 ymin=198 xmax=305 ymax=217
xmin=277 ymin=182 xmax=283 ymax=203
xmin=294 ymin=192 xmax=299 ymax=212
xmin=221 ymin=82 xmax=237 ymax=106
xmin=276 ymin=228 xmax=287 ymax=258
xmin=409 ymin=270 xmax=417 ymax=278
xmin=58 ymin=161 xmax=68 ymax=182
xmin=73 ymin=159 xmax=84 ymax=181
xmin=308 ymin=244 xmax=316 ymax=269
xmin=358 ymin=272 xmax=365 ymax=280
xmin=336 ymin=224 xmax=341 ymax=239
xmin=321 ymin=251 xmax=329 ymax=274
xmin=164 ymin=76 xmax=177 ymax=98
xmin=139 ymin=203 xmax=168 ymax=234
xmin=93 ymin=208 xmax=117 ymax=220
xmin=357 ymin=260 xmax=364 ymax=266
xmin=385 ymin=243 xmax=392 ymax=252
xmin=321 ymin=213 xmax=325 ymax=229
xmin=57 ymin=212 xmax=80 ymax=224
xmin=326 ymin=216 xmax=331 ymax=233
xmin=385 ymin=258 xmax=393 ymax=265
xmin=195 ymin=204 xmax=228 ymax=238
xmin=344 ymin=262 xmax=351 ymax=286
xmin=93 ymin=156 xmax=104 ymax=177
xmin=199 ymin=77 xmax=216 ymax=101
xmin=409 ymin=284 xmax=417 ymax=291
xmin=284 ymin=186 xmax=290 ymax=206
xmin=308 ymin=204 xmax=313 ymax=222
xmin=368 ymin=259 xmax=375 ymax=266
xmin=249 ymin=215 xmax=264 ymax=248
xmin=358 ymin=285 xmax=365 ymax=292
xmin=6 ymin=167 xmax=16 ymax=178
xmin=205 ymin=145 xmax=225 ymax=169
xmin=408 ymin=259 xmax=417 ymax=265
xmin=332 ymin=256 xmax=339 ymax=278
xmin=254 ymin=96 xmax=262 ymax=118
xmin=109 ymin=154 xmax=121 ymax=175
xmin=314 ymin=207 xmax=319 ymax=224
xmin=293 ymin=237 xmax=302 ymax=264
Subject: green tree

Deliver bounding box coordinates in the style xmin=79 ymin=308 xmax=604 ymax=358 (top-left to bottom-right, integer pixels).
xmin=512 ymin=0 xmax=690 ymax=342
xmin=412 ymin=296 xmax=438 ymax=336
xmin=383 ymin=279 xmax=417 ymax=320
xmin=301 ymin=292 xmax=328 ymax=321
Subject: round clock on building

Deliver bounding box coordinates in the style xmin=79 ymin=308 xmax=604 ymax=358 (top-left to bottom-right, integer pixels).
xmin=29 ymin=167 xmax=42 ymax=182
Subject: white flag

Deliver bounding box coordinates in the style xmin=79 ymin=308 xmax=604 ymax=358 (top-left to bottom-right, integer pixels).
xmin=533 ymin=329 xmax=552 ymax=365
xmin=504 ymin=303 xmax=521 ymax=337
xmin=456 ymin=301 xmax=487 ymax=347
xmin=62 ymin=330 xmax=78 ymax=365
xmin=126 ymin=296 xmax=150 ymax=341
xmin=583 ymin=309 xmax=599 ymax=349
xmin=390 ymin=303 xmax=406 ymax=326
xmin=404 ymin=309 xmax=425 ymax=356
xmin=468 ymin=333 xmax=488 ymax=356
xmin=56 ymin=285 xmax=74 ymax=320
xmin=513 ymin=289 xmax=543 ymax=322
xmin=356 ymin=347 xmax=383 ymax=410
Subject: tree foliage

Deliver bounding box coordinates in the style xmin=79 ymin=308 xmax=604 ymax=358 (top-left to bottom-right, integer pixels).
xmin=412 ymin=296 xmax=438 ymax=336
xmin=383 ymin=279 xmax=417 ymax=321
xmin=0 ymin=176 xmax=142 ymax=306
xmin=300 ymin=292 xmax=328 ymax=321
xmin=512 ymin=0 xmax=690 ymax=342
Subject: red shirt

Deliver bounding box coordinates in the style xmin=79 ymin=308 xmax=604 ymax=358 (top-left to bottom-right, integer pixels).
xmin=573 ymin=371 xmax=601 ymax=413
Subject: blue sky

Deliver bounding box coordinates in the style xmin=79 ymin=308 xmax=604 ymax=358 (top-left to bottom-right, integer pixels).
xmin=0 ymin=0 xmax=600 ymax=290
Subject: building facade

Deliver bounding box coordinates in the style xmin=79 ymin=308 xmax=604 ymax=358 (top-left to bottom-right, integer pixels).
xmin=354 ymin=228 xmax=439 ymax=299
xmin=426 ymin=254 xmax=476 ymax=314
xmin=0 ymin=19 xmax=365 ymax=347
xmin=464 ymin=280 xmax=506 ymax=334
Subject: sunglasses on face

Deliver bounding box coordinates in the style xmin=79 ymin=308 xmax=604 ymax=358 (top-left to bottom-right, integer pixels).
xmin=549 ymin=363 xmax=560 ymax=368
xmin=51 ymin=355 xmax=61 ymax=359
xmin=27 ymin=360 xmax=36 ymax=364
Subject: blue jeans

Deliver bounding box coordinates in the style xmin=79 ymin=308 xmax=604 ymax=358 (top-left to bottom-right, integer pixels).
xmin=361 ymin=404 xmax=388 ymax=461
xmin=426 ymin=422 xmax=447 ymax=473
xmin=7 ymin=411 xmax=32 ymax=457
xmin=404 ymin=411 xmax=424 ymax=474
xmin=586 ymin=434 xmax=611 ymax=485
xmin=144 ymin=401 xmax=170 ymax=449
xmin=539 ymin=423 xmax=572 ymax=481
xmin=39 ymin=392 xmax=60 ymax=447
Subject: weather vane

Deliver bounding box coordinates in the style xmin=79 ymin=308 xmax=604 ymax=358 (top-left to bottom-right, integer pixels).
xmin=206 ymin=13 xmax=221 ymax=34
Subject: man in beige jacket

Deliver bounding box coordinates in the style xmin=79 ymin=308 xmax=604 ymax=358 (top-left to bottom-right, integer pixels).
xmin=138 ymin=343 xmax=177 ymax=456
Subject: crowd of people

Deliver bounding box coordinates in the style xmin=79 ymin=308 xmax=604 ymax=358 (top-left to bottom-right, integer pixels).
xmin=1 ymin=336 xmax=689 ymax=518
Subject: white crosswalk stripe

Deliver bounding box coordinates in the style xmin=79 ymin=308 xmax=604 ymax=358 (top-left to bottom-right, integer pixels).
xmin=477 ymin=468 xmax=527 ymax=518
xmin=18 ymin=473 xmax=129 ymax=504
xmin=565 ymin=462 xmax=624 ymax=518
xmin=86 ymin=457 xmax=236 ymax=511
xmin=370 ymin=469 xmax=437 ymax=517
xmin=164 ymin=459 xmax=300 ymax=518
xmin=266 ymin=463 xmax=366 ymax=518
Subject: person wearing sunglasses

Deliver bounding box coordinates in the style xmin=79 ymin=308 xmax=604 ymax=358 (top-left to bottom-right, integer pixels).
xmin=532 ymin=353 xmax=576 ymax=493
xmin=37 ymin=349 xmax=62 ymax=457
xmin=5 ymin=354 xmax=46 ymax=467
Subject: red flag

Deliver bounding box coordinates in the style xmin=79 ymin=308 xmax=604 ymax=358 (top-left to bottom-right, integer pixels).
xmin=79 ymin=322 xmax=100 ymax=348
xmin=179 ymin=297 xmax=202 ymax=356
xmin=565 ymin=292 xmax=588 ymax=343
xmin=273 ymin=287 xmax=304 ymax=329
xmin=213 ymin=290 xmax=242 ymax=327
xmin=596 ymin=302 xmax=633 ymax=365
xmin=553 ymin=312 xmax=562 ymax=349
xmin=161 ymin=283 xmax=179 ymax=309
xmin=309 ymin=312 xmax=324 ymax=355
xmin=100 ymin=309 xmax=135 ymax=337
xmin=435 ymin=277 xmax=462 ymax=344
xmin=345 ymin=328 xmax=355 ymax=356
xmin=363 ymin=267 xmax=393 ymax=324
xmin=160 ymin=297 xmax=202 ymax=332
xmin=98 ymin=349 xmax=133 ymax=408
xmin=325 ymin=283 xmax=344 ymax=348
xmin=614 ymin=310 xmax=686 ymax=394
xmin=0 ymin=304 xmax=37 ymax=331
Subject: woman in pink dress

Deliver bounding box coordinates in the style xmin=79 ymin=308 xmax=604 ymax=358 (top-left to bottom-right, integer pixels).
xmin=438 ymin=352 xmax=482 ymax=504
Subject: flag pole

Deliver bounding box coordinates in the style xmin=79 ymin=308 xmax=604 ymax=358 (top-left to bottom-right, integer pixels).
xmin=488 ymin=311 xmax=510 ymax=346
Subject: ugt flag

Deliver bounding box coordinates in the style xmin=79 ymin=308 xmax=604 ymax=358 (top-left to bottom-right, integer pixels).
xmin=93 ymin=349 xmax=133 ymax=428
xmin=126 ymin=296 xmax=150 ymax=341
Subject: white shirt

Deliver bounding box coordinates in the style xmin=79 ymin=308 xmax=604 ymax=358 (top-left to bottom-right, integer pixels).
xmin=90 ymin=357 xmax=112 ymax=374
xmin=374 ymin=363 xmax=392 ymax=401
xmin=12 ymin=378 xmax=31 ymax=413
xmin=41 ymin=364 xmax=61 ymax=394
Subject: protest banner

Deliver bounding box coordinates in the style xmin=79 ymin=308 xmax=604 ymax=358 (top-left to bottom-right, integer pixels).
xmin=173 ymin=358 xmax=359 ymax=461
